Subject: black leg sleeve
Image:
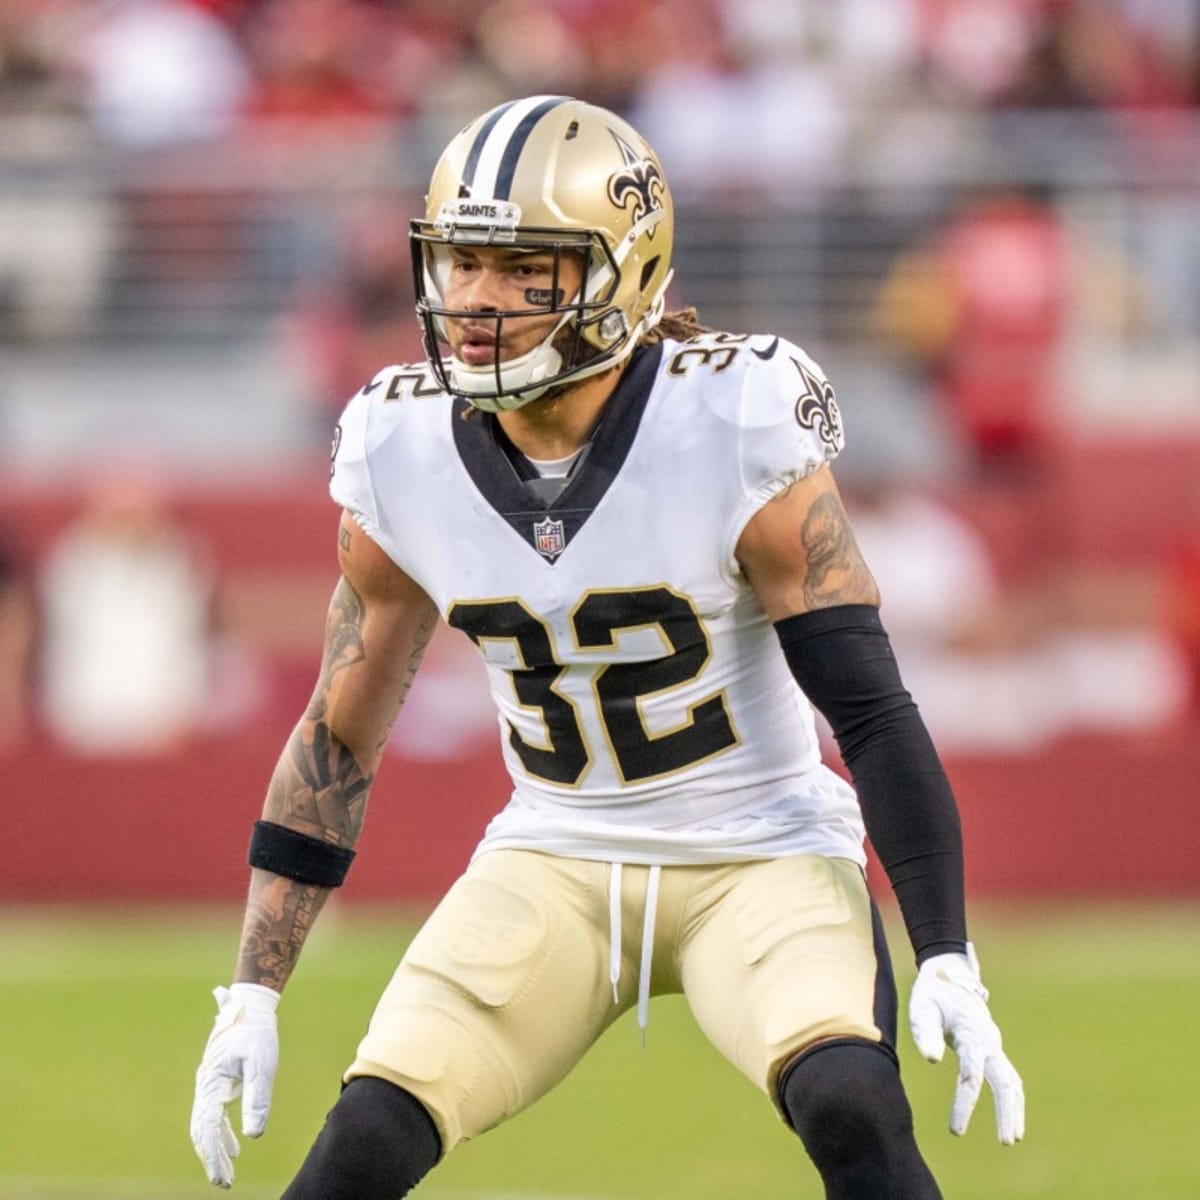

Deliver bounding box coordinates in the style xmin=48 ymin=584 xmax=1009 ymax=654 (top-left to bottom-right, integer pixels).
xmin=782 ymin=1040 xmax=942 ymax=1200
xmin=282 ymin=1076 xmax=441 ymax=1200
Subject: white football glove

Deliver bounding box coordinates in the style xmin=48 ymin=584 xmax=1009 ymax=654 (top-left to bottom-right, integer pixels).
xmin=190 ymin=982 xmax=281 ymax=1188
xmin=909 ymin=943 xmax=1025 ymax=1145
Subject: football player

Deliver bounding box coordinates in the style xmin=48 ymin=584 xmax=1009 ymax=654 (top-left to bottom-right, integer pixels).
xmin=191 ymin=96 xmax=1024 ymax=1198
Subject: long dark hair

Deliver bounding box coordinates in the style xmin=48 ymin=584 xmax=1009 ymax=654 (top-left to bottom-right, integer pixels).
xmin=645 ymin=307 xmax=712 ymax=342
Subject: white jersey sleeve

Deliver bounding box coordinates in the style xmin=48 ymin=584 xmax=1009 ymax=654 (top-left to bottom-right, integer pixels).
xmin=736 ymin=338 xmax=844 ymax=506
xmin=690 ymin=335 xmax=844 ymax=567
xmin=329 ymin=362 xmax=450 ymax=559
xmin=329 ymin=375 xmax=384 ymax=543
xmin=327 ymin=361 xmax=459 ymax=587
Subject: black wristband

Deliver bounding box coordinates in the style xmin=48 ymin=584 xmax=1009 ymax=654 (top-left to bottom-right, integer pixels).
xmin=775 ymin=604 xmax=967 ymax=964
xmin=248 ymin=820 xmax=356 ymax=887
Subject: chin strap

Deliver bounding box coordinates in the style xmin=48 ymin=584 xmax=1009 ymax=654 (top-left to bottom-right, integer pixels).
xmin=450 ymin=266 xmax=670 ymax=412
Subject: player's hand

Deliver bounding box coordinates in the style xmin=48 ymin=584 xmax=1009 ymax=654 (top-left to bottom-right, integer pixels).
xmin=190 ymin=983 xmax=281 ymax=1188
xmin=908 ymin=944 xmax=1025 ymax=1145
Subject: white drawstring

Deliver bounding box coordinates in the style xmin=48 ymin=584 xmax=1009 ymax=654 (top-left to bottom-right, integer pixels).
xmin=607 ymin=861 xmax=662 ymax=1043
xmin=608 ymin=862 xmax=623 ymax=1003
xmin=637 ymin=864 xmax=661 ymax=1045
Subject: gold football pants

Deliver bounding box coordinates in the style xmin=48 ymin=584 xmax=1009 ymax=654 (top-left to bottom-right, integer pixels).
xmin=347 ymin=849 xmax=888 ymax=1154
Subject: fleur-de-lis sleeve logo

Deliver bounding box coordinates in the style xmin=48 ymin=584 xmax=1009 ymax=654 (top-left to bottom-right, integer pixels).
xmin=792 ymin=357 xmax=843 ymax=453
xmin=607 ymin=131 xmax=665 ymax=230
xmin=329 ymin=422 xmax=343 ymax=479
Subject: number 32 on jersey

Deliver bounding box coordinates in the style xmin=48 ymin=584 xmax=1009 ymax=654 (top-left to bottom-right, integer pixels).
xmin=448 ymin=585 xmax=740 ymax=787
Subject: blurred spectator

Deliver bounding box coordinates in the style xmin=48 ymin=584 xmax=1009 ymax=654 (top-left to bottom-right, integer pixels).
xmin=240 ymin=0 xmax=376 ymax=126
xmin=279 ymin=192 xmax=423 ymax=422
xmin=848 ymin=470 xmax=1190 ymax=751
xmin=848 ymin=480 xmax=999 ymax=648
xmin=0 ymin=0 xmax=118 ymax=341
xmin=874 ymin=184 xmax=1070 ymax=479
xmin=0 ymin=185 xmax=117 ymax=342
xmin=38 ymin=473 xmax=216 ymax=754
xmin=843 ymin=474 xmax=1044 ymax=752
xmin=0 ymin=189 xmax=118 ymax=342
xmin=0 ymin=0 xmax=84 ymax=117
xmin=914 ymin=0 xmax=1197 ymax=112
xmin=999 ymin=1 xmax=1197 ymax=111
xmin=373 ymin=0 xmax=487 ymax=121
xmin=474 ymin=0 xmax=591 ymax=98
xmin=631 ymin=0 xmax=850 ymax=198
xmin=723 ymin=0 xmax=921 ymax=107
xmin=0 ymin=528 xmax=35 ymax=750
xmin=72 ymin=0 xmax=252 ymax=148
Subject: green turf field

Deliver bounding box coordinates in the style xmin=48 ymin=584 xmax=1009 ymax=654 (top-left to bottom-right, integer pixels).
xmin=1 ymin=900 xmax=1197 ymax=1199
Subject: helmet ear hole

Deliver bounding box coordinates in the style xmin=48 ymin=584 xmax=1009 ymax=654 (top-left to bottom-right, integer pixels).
xmin=639 ymin=257 xmax=660 ymax=292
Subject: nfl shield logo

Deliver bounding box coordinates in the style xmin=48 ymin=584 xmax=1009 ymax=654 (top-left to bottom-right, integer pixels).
xmin=533 ymin=515 xmax=566 ymax=559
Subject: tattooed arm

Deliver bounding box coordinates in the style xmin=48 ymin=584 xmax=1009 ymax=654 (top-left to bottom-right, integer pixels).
xmin=234 ymin=510 xmax=438 ymax=992
xmin=735 ymin=465 xmax=879 ymax=618
xmin=191 ymin=513 xmax=437 ymax=1186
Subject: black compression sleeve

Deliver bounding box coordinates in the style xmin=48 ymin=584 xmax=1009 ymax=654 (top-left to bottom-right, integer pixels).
xmin=775 ymin=604 xmax=966 ymax=964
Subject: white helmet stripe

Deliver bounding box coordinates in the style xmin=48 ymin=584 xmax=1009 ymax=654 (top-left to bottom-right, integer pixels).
xmin=460 ymin=100 xmax=518 ymax=194
xmin=469 ymin=95 xmax=569 ymax=202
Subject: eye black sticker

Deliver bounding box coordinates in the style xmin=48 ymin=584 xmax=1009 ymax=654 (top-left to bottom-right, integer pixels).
xmin=525 ymin=288 xmax=564 ymax=306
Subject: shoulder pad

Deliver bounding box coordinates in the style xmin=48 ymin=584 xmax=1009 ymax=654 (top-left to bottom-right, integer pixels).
xmin=661 ymin=332 xmax=843 ymax=458
xmin=740 ymin=337 xmax=844 ymax=460
xmin=689 ymin=334 xmax=844 ymax=504
xmin=329 ymin=361 xmax=433 ymax=535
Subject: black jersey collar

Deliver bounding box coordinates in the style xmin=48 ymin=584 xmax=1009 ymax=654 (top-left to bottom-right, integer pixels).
xmin=451 ymin=343 xmax=662 ymax=564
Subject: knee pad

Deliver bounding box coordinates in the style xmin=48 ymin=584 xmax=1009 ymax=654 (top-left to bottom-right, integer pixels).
xmin=780 ymin=1039 xmax=940 ymax=1200
xmin=282 ymin=1076 xmax=442 ymax=1200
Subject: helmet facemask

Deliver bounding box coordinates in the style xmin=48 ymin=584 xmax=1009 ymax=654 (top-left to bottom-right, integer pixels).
xmin=411 ymin=218 xmax=644 ymax=412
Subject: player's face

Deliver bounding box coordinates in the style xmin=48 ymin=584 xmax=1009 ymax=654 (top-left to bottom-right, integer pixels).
xmin=442 ymin=245 xmax=584 ymax=367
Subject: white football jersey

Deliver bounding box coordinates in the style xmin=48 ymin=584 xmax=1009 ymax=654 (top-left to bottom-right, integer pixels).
xmin=331 ymin=333 xmax=864 ymax=866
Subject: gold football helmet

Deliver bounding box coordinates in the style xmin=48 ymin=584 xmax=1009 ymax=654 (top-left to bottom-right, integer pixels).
xmin=411 ymin=95 xmax=675 ymax=411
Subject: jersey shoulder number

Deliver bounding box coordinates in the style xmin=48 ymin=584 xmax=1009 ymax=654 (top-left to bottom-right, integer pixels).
xmin=356 ymin=361 xmax=445 ymax=404
xmin=329 ymin=360 xmax=444 ymax=531
xmin=664 ymin=331 xmax=754 ymax=377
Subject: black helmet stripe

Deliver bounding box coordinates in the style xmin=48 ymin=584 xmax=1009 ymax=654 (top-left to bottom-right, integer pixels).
xmin=461 ymin=100 xmax=519 ymax=195
xmin=463 ymin=95 xmax=572 ymax=202
xmin=492 ymin=96 xmax=571 ymax=200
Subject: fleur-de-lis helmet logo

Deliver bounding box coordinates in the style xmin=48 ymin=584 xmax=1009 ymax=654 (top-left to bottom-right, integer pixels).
xmin=607 ymin=131 xmax=666 ymax=235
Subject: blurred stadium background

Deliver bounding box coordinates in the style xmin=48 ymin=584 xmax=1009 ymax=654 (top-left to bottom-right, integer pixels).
xmin=2 ymin=1 xmax=1199 ymax=1197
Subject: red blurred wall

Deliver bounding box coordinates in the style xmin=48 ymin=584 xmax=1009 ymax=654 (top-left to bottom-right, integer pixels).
xmin=4 ymin=450 xmax=1199 ymax=904
xmin=4 ymin=729 xmax=1198 ymax=903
